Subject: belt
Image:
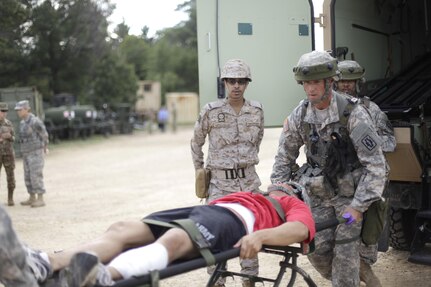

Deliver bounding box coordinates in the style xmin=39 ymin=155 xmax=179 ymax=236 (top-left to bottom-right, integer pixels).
xmin=211 ymin=166 xmax=255 ymax=180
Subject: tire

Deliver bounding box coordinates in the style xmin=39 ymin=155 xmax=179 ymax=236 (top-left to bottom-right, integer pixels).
xmin=389 ymin=207 xmax=417 ymax=250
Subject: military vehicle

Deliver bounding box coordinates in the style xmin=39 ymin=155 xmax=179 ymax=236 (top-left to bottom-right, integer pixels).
xmin=44 ymin=93 xmax=97 ymax=140
xmin=197 ymin=0 xmax=431 ymax=264
xmin=0 ymin=87 xmax=44 ymax=156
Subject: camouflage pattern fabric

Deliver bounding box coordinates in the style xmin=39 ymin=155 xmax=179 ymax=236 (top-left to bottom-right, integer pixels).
xmin=23 ymin=149 xmax=46 ymax=194
xmin=363 ymin=100 xmax=396 ymax=153
xmin=191 ymin=98 xmax=264 ymax=193
xmin=0 ymin=206 xmax=38 ymax=287
xmin=191 ymin=97 xmax=264 ymax=284
xmin=18 ymin=113 xmax=49 ymax=153
xmin=0 ymin=118 xmax=16 ymax=194
xmin=271 ymin=91 xmax=387 ymax=286
xmin=358 ymin=97 xmax=395 ymax=267
xmin=18 ymin=113 xmax=48 ymax=195
xmin=307 ymin=200 xmax=362 ymax=286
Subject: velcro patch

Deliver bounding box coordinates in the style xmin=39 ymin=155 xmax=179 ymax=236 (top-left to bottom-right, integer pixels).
xmin=351 ymin=122 xmax=381 ymax=154
xmin=361 ymin=135 xmax=377 ymax=151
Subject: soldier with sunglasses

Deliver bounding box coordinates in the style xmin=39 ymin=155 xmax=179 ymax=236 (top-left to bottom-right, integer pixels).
xmin=191 ymin=59 xmax=264 ymax=287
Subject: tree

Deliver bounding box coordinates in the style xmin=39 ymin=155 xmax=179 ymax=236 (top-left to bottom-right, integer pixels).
xmin=27 ymin=0 xmax=114 ymax=101
xmin=0 ymin=0 xmax=32 ymax=87
xmin=91 ymin=51 xmax=138 ymax=108
xmin=147 ymin=0 xmax=198 ymax=100
xmin=119 ymin=35 xmax=150 ymax=80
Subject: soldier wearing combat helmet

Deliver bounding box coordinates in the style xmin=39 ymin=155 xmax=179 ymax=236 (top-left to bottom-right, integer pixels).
xmin=0 ymin=102 xmax=16 ymax=206
xmin=336 ymin=60 xmax=395 ymax=287
xmin=191 ymin=59 xmax=264 ymax=287
xmin=271 ymin=51 xmax=387 ymax=286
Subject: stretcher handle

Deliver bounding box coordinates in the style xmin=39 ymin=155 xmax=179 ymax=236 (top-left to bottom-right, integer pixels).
xmin=315 ymin=213 xmax=352 ymax=232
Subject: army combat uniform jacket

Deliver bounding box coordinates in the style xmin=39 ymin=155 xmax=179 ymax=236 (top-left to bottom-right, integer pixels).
xmin=191 ymin=98 xmax=264 ymax=193
xmin=271 ymin=91 xmax=387 ymax=212
xmin=0 ymin=118 xmax=15 ymax=156
xmin=18 ymin=113 xmax=48 ymax=154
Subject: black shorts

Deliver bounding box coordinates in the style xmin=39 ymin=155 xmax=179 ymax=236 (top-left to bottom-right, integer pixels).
xmin=143 ymin=205 xmax=247 ymax=253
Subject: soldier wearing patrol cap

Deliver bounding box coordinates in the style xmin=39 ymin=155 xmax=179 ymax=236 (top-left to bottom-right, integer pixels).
xmin=191 ymin=59 xmax=264 ymax=287
xmin=0 ymin=102 xmax=16 ymax=206
xmin=15 ymin=100 xmax=49 ymax=208
xmin=271 ymin=51 xmax=387 ymax=287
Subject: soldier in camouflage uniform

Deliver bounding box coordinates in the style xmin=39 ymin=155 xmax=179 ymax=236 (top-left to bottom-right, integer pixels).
xmin=0 ymin=102 xmax=16 ymax=206
xmin=336 ymin=60 xmax=396 ymax=287
xmin=15 ymin=100 xmax=49 ymax=208
xmin=0 ymin=205 xmax=38 ymax=287
xmin=270 ymin=51 xmax=387 ymax=287
xmin=191 ymin=59 xmax=264 ymax=287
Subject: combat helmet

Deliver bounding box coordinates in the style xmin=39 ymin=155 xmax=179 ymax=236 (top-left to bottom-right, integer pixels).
xmin=338 ymin=60 xmax=365 ymax=82
xmin=293 ymin=51 xmax=338 ymax=83
xmin=221 ymin=59 xmax=252 ymax=81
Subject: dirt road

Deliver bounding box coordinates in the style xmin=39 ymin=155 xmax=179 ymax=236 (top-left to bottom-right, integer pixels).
xmin=2 ymin=127 xmax=430 ymax=286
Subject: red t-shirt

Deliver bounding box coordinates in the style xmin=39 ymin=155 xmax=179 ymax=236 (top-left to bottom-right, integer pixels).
xmin=209 ymin=192 xmax=315 ymax=243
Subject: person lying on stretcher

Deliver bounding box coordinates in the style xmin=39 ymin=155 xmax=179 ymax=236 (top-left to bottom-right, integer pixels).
xmin=25 ymin=183 xmax=316 ymax=287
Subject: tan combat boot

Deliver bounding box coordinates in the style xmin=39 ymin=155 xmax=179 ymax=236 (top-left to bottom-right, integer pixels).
xmin=21 ymin=194 xmax=36 ymax=206
xmin=7 ymin=189 xmax=14 ymax=206
xmin=360 ymin=260 xmax=382 ymax=287
xmin=31 ymin=194 xmax=46 ymax=208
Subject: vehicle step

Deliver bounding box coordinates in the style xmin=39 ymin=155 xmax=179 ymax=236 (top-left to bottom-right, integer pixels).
xmin=408 ymin=247 xmax=431 ymax=266
xmin=416 ymin=210 xmax=431 ymax=219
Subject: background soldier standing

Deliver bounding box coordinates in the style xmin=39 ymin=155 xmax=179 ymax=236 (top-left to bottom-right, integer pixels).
xmin=271 ymin=51 xmax=387 ymax=287
xmin=0 ymin=102 xmax=16 ymax=206
xmin=191 ymin=59 xmax=264 ymax=287
xmin=336 ymin=60 xmax=396 ymax=287
xmin=15 ymin=100 xmax=49 ymax=208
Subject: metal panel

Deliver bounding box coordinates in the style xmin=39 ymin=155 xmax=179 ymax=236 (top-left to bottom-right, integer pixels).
xmin=197 ymin=0 xmax=314 ymax=127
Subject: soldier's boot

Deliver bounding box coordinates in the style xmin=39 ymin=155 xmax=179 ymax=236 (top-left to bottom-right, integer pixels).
xmin=21 ymin=194 xmax=36 ymax=206
xmin=7 ymin=189 xmax=14 ymax=206
xmin=360 ymin=260 xmax=382 ymax=287
xmin=31 ymin=194 xmax=46 ymax=208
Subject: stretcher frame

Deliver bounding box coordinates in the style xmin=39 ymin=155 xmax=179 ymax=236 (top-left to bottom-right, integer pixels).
xmin=112 ymin=217 xmax=343 ymax=287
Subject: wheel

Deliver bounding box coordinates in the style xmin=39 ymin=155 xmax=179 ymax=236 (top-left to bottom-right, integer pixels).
xmin=389 ymin=207 xmax=417 ymax=250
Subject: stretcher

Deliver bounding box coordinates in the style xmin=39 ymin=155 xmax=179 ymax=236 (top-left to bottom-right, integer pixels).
xmin=112 ymin=217 xmax=346 ymax=287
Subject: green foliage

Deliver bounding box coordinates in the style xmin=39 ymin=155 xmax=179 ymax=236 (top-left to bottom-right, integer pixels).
xmin=0 ymin=0 xmax=198 ymax=108
xmin=91 ymin=51 xmax=138 ymax=108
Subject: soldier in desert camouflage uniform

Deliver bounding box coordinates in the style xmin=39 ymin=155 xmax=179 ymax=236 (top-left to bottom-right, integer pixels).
xmin=15 ymin=100 xmax=49 ymax=208
xmin=191 ymin=59 xmax=264 ymax=287
xmin=336 ymin=60 xmax=396 ymax=287
xmin=0 ymin=102 xmax=16 ymax=206
xmin=0 ymin=205 xmax=38 ymax=287
xmin=271 ymin=51 xmax=387 ymax=287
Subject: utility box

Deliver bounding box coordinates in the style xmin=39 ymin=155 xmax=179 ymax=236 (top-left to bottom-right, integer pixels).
xmin=166 ymin=92 xmax=199 ymax=125
xmin=0 ymin=87 xmax=44 ymax=157
xmin=135 ymin=81 xmax=161 ymax=118
xmin=196 ymin=0 xmax=315 ymax=126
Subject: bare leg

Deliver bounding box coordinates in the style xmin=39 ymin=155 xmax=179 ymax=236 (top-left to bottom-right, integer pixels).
xmin=107 ymin=227 xmax=199 ymax=281
xmin=49 ymin=221 xmax=155 ymax=271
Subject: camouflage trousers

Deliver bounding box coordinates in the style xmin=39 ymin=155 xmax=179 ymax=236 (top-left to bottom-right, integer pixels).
xmin=23 ymin=149 xmax=46 ymax=194
xmin=360 ymin=243 xmax=378 ymax=265
xmin=0 ymin=206 xmax=38 ymax=287
xmin=307 ymin=200 xmax=362 ymax=287
xmin=0 ymin=153 xmax=16 ymax=192
xmin=206 ymin=184 xmax=260 ymax=284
